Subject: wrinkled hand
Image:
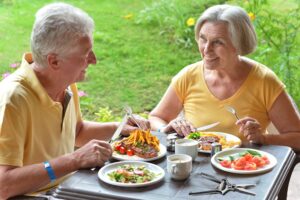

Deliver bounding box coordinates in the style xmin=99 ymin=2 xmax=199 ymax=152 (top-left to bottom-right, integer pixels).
xmin=72 ymin=139 xmax=112 ymax=169
xmin=236 ymin=117 xmax=265 ymax=144
xmin=122 ymin=114 xmax=150 ymax=136
xmin=162 ymin=118 xmax=196 ymax=137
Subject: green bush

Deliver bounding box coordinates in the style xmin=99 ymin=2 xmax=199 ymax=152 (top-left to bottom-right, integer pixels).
xmin=236 ymin=0 xmax=300 ymax=106
xmin=135 ymin=0 xmax=226 ymax=48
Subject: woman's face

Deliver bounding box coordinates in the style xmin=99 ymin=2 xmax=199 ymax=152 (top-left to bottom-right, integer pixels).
xmin=197 ymin=21 xmax=238 ymax=70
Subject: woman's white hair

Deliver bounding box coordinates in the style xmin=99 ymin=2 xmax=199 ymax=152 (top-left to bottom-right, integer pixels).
xmin=195 ymin=4 xmax=257 ymax=55
xmin=31 ymin=3 xmax=94 ymax=69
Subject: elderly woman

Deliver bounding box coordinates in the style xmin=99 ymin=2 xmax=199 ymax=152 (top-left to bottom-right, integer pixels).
xmin=149 ymin=5 xmax=300 ymax=150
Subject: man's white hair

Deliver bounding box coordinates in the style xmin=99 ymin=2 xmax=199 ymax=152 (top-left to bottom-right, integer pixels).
xmin=31 ymin=3 xmax=94 ymax=69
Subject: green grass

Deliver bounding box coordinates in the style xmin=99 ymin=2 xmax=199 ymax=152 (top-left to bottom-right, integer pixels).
xmin=0 ymin=0 xmax=299 ymax=121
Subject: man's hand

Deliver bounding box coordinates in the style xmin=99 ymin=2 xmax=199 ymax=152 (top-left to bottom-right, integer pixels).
xmin=236 ymin=117 xmax=265 ymax=144
xmin=71 ymin=139 xmax=112 ymax=169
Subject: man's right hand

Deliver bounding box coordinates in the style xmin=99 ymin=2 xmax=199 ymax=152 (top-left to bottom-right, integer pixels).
xmin=71 ymin=139 xmax=112 ymax=169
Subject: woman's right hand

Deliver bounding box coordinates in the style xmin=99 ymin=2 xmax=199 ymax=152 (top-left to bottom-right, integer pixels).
xmin=161 ymin=118 xmax=196 ymax=137
xmin=71 ymin=139 xmax=112 ymax=169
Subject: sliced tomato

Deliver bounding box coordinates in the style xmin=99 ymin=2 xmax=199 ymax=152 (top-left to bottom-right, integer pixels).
xmin=244 ymin=153 xmax=253 ymax=161
xmin=220 ymin=160 xmax=232 ymax=168
xmin=262 ymin=156 xmax=270 ymax=164
xmin=115 ymin=144 xmax=122 ymax=151
xmin=232 ymin=163 xmax=244 ymax=170
xmin=252 ymin=156 xmax=266 ymax=167
xmin=127 ymin=149 xmax=134 ymax=156
xmin=234 ymin=157 xmax=247 ymax=167
xmin=119 ymin=146 xmax=126 ymax=154
xmin=244 ymin=162 xmax=257 ymax=170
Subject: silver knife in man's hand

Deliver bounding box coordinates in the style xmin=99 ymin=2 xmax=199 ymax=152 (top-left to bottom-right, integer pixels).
xmin=109 ymin=113 xmax=129 ymax=143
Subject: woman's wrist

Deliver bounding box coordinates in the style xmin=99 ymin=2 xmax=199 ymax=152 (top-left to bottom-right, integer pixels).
xmin=261 ymin=134 xmax=267 ymax=145
xmin=157 ymin=125 xmax=166 ymax=133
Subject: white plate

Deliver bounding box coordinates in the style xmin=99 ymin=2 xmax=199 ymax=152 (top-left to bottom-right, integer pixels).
xmin=187 ymin=131 xmax=241 ymax=153
xmin=112 ymin=143 xmax=167 ymax=161
xmin=211 ymin=148 xmax=277 ymax=174
xmin=98 ymin=161 xmax=165 ymax=187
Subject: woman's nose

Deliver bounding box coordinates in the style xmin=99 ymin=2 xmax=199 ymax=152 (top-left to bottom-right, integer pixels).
xmin=204 ymin=42 xmax=212 ymax=53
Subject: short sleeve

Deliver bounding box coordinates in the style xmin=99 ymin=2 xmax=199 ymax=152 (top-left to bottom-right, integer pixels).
xmin=0 ymin=102 xmax=27 ymax=166
xmin=263 ymin=69 xmax=285 ymax=111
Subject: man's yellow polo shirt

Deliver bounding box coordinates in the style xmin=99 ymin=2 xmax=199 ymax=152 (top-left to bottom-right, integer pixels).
xmin=0 ymin=53 xmax=82 ymax=167
xmin=172 ymin=58 xmax=285 ymax=143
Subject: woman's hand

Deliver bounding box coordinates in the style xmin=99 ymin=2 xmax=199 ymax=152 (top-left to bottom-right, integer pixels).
xmin=236 ymin=117 xmax=265 ymax=144
xmin=122 ymin=114 xmax=150 ymax=136
xmin=162 ymin=118 xmax=196 ymax=137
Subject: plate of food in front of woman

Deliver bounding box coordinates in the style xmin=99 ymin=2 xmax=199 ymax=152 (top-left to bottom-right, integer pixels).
xmin=211 ymin=148 xmax=277 ymax=174
xmin=186 ymin=131 xmax=241 ymax=153
xmin=111 ymin=129 xmax=167 ymax=161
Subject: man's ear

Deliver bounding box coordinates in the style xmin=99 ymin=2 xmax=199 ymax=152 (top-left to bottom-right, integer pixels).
xmin=47 ymin=53 xmax=60 ymax=70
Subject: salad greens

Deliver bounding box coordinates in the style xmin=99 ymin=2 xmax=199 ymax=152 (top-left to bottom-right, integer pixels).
xmin=187 ymin=132 xmax=202 ymax=140
xmin=217 ymin=150 xmax=262 ymax=161
xmin=108 ymin=164 xmax=158 ymax=183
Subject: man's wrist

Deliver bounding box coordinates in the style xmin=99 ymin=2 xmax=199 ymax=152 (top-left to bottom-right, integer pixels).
xmin=43 ymin=161 xmax=57 ymax=182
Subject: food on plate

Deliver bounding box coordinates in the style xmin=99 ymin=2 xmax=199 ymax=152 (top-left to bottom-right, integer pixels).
xmin=107 ymin=164 xmax=158 ymax=183
xmin=217 ymin=149 xmax=270 ymax=170
xmin=114 ymin=130 xmax=160 ymax=158
xmin=187 ymin=132 xmax=240 ymax=151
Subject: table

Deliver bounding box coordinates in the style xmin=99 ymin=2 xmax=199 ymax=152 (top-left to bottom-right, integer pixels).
xmin=51 ymin=132 xmax=296 ymax=200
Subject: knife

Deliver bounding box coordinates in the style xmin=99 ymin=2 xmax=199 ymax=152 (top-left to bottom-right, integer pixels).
xmin=109 ymin=113 xmax=129 ymax=143
xmin=196 ymin=122 xmax=220 ymax=131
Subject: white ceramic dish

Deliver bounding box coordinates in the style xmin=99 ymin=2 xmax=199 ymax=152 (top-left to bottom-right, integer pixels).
xmin=211 ymin=148 xmax=277 ymax=174
xmin=112 ymin=143 xmax=167 ymax=161
xmin=187 ymin=131 xmax=241 ymax=153
xmin=98 ymin=161 xmax=165 ymax=187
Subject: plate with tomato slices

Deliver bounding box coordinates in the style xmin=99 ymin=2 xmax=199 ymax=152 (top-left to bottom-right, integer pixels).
xmin=112 ymin=142 xmax=167 ymax=162
xmin=211 ymin=148 xmax=277 ymax=174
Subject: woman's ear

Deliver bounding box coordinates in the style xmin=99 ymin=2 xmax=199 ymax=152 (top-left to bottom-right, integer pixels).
xmin=46 ymin=53 xmax=60 ymax=70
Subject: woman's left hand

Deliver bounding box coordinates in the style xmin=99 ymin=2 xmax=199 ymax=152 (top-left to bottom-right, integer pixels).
xmin=127 ymin=114 xmax=150 ymax=130
xmin=236 ymin=117 xmax=265 ymax=144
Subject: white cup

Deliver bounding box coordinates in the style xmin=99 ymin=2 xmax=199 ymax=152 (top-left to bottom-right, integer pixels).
xmin=167 ymin=154 xmax=192 ymax=180
xmin=175 ymin=138 xmax=198 ymax=160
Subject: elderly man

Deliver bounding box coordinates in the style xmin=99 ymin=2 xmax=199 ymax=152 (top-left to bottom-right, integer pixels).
xmin=0 ymin=3 xmax=148 ymax=199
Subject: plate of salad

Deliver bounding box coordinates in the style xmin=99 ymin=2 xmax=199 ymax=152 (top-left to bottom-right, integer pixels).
xmin=98 ymin=161 xmax=165 ymax=187
xmin=211 ymin=148 xmax=277 ymax=174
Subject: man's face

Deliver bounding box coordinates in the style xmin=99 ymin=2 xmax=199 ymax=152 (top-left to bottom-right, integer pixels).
xmin=59 ymin=35 xmax=97 ymax=84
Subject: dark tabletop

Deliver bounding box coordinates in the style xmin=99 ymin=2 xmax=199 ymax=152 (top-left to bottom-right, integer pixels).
xmin=52 ymin=132 xmax=296 ymax=200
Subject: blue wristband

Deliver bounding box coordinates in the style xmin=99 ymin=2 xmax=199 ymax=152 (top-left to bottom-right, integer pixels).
xmin=43 ymin=161 xmax=56 ymax=182
xmin=157 ymin=125 xmax=166 ymax=133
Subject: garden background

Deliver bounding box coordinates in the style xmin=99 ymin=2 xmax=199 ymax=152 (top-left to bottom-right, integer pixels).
xmin=0 ymin=0 xmax=299 ymax=121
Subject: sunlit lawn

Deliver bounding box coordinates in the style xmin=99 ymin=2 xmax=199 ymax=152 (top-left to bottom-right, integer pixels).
xmin=0 ymin=0 xmax=299 ymax=120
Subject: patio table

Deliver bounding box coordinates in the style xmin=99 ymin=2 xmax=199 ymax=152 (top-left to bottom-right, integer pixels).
xmin=51 ymin=131 xmax=295 ymax=200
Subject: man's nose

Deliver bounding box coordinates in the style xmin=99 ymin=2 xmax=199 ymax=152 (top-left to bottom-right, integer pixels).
xmin=88 ymin=51 xmax=97 ymax=64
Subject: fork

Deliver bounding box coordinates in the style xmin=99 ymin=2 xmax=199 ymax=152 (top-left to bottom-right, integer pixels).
xmin=225 ymin=106 xmax=239 ymax=120
xmin=124 ymin=106 xmax=143 ymax=130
